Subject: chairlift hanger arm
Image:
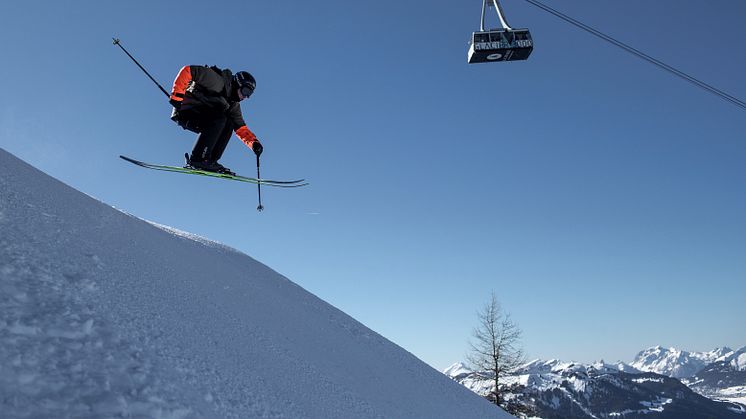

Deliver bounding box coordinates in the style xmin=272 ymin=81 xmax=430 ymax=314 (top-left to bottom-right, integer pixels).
xmin=481 ymin=0 xmax=512 ymax=31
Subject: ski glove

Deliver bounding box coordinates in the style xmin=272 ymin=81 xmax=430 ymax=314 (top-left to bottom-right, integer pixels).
xmin=251 ymin=140 xmax=264 ymax=157
xmin=169 ymin=98 xmax=182 ymax=110
xmin=252 ymin=140 xmax=263 ymax=157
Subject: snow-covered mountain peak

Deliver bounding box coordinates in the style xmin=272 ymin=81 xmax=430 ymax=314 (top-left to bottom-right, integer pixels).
xmin=590 ymin=360 xmax=641 ymax=374
xmin=732 ymin=352 xmax=746 ymax=371
xmin=723 ymin=347 xmax=746 ymax=372
xmin=443 ymin=362 xmax=472 ymax=379
xmin=516 ymin=358 xmax=563 ymax=375
xmin=694 ymin=346 xmax=735 ymax=364
xmin=630 ymin=346 xmax=735 ymax=378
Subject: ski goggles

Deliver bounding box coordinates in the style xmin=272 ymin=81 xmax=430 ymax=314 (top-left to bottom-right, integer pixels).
xmin=240 ymin=85 xmax=255 ymax=99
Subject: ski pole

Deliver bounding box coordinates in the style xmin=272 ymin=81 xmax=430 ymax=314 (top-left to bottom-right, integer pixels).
xmin=256 ymin=154 xmax=264 ymax=212
xmin=112 ymin=37 xmax=170 ymax=99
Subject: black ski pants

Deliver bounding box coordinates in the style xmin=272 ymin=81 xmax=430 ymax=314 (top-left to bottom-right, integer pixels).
xmin=189 ymin=112 xmax=233 ymax=163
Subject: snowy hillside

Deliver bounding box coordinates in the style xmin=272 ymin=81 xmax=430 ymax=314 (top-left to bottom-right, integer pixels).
xmin=0 ymin=148 xmax=510 ymax=418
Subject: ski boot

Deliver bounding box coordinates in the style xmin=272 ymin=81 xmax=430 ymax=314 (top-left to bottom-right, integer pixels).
xmin=184 ymin=153 xmax=235 ymax=176
xmin=211 ymin=161 xmax=236 ymax=176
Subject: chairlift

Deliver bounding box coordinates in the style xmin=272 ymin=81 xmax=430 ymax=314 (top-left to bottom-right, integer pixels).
xmin=468 ymin=0 xmax=533 ymax=63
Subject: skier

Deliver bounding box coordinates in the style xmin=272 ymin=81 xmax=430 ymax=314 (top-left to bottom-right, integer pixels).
xmin=169 ymin=65 xmax=263 ymax=175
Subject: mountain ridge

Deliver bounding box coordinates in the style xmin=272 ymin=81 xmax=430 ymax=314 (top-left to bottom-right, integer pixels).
xmin=445 ymin=345 xmax=746 ymax=418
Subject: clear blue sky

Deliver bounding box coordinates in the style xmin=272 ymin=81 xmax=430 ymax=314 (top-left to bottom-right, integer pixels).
xmin=1 ymin=0 xmax=744 ymax=370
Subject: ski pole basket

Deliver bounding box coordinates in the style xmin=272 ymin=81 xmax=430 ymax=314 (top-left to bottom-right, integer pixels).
xmin=468 ymin=0 xmax=533 ymax=63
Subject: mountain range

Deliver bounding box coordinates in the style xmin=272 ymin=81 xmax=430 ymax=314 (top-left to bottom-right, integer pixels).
xmin=446 ymin=346 xmax=746 ymax=418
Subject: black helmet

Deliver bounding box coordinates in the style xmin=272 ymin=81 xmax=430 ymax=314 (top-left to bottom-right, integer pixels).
xmin=234 ymin=71 xmax=256 ymax=99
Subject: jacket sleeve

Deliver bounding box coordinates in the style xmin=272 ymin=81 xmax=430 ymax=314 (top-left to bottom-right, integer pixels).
xmin=235 ymin=126 xmax=258 ymax=149
xmin=229 ymin=103 xmax=259 ymax=149
xmin=170 ymin=66 xmax=192 ymax=102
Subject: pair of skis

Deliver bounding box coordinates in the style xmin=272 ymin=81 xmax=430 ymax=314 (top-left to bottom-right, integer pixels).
xmin=120 ymin=155 xmax=308 ymax=212
xmin=119 ymin=156 xmax=307 ymax=188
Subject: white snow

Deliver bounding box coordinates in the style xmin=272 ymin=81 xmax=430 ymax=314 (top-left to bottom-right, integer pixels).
xmin=608 ymin=397 xmax=672 ymax=416
xmin=443 ymin=362 xmax=473 ymax=378
xmin=0 ymin=148 xmax=511 ymax=418
xmin=640 ymin=397 xmax=672 ymax=412
xmin=631 ymin=377 xmax=665 ymax=384
xmin=630 ymin=345 xmax=730 ymax=378
xmin=710 ymin=385 xmax=746 ymax=407
xmin=731 ymin=352 xmax=746 ymax=371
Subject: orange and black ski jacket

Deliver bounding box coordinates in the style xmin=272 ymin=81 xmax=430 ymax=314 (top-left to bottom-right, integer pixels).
xmin=170 ymin=65 xmax=257 ymax=149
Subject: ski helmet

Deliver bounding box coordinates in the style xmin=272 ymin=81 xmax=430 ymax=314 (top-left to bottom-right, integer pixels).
xmin=234 ymin=71 xmax=256 ymax=99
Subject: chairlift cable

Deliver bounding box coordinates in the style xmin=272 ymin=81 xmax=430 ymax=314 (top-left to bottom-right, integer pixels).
xmin=519 ymin=0 xmax=746 ymax=111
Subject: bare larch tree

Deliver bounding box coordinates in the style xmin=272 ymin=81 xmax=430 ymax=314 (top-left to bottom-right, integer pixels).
xmin=466 ymin=291 xmax=525 ymax=406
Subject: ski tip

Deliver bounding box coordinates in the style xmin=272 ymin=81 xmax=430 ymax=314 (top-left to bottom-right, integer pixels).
xmin=256 ymin=178 xmax=306 ymax=185
xmin=119 ymin=155 xmax=148 ymax=167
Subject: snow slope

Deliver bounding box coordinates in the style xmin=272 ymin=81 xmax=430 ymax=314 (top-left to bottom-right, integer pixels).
xmin=0 ymin=148 xmax=510 ymax=418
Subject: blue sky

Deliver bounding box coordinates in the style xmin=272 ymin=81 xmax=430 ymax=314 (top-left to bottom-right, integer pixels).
xmin=1 ymin=0 xmax=744 ymax=370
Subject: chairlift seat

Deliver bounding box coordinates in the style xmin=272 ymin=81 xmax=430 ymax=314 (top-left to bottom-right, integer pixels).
xmin=468 ymin=28 xmax=533 ymax=63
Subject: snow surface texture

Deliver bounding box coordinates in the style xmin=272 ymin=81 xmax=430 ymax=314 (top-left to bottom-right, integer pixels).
xmin=0 ymin=148 xmax=510 ymax=419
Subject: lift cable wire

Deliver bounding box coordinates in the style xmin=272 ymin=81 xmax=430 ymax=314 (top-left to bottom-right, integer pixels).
xmin=519 ymin=0 xmax=746 ymax=111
